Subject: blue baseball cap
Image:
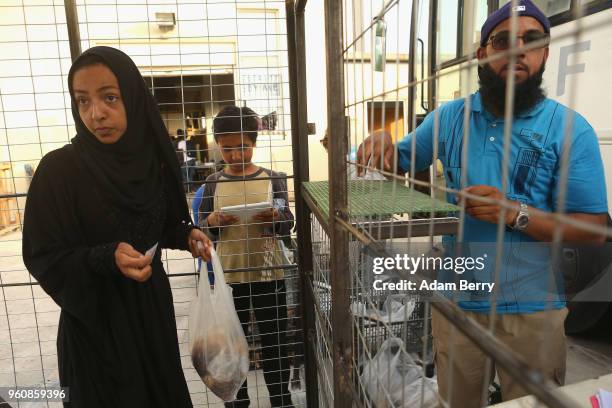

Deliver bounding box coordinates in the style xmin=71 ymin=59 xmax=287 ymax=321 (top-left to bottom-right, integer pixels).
xmin=480 ymin=0 xmax=551 ymax=47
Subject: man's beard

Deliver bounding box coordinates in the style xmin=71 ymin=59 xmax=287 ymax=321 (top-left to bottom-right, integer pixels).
xmin=478 ymin=63 xmax=546 ymax=116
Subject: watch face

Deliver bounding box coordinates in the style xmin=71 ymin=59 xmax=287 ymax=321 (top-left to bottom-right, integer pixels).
xmin=516 ymin=213 xmax=529 ymax=228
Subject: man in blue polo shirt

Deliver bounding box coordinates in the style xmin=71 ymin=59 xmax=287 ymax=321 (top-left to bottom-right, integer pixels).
xmin=357 ymin=1 xmax=607 ymax=406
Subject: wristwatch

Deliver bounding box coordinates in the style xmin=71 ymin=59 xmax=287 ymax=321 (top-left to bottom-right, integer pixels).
xmin=512 ymin=202 xmax=530 ymax=230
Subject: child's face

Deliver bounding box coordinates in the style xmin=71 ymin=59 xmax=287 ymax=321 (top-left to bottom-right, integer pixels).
xmin=216 ymin=132 xmax=255 ymax=172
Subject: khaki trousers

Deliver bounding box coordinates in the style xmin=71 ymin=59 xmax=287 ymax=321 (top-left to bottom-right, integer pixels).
xmin=432 ymin=307 xmax=567 ymax=408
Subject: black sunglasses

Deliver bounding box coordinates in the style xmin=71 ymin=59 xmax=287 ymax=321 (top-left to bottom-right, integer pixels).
xmin=487 ymin=30 xmax=550 ymax=50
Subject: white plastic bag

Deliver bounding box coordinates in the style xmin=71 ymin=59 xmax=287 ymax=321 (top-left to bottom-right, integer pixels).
xmin=351 ymin=295 xmax=416 ymax=324
xmin=189 ymin=248 xmax=249 ymax=401
xmin=361 ymin=337 xmax=438 ymax=408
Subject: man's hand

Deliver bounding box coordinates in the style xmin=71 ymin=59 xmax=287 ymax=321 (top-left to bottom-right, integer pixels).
xmin=355 ymin=130 xmax=395 ymax=176
xmin=115 ymin=242 xmax=153 ymax=282
xmin=253 ymin=208 xmax=281 ymax=227
xmin=461 ymin=185 xmax=518 ymax=225
xmin=207 ymin=211 xmax=239 ymax=227
xmin=187 ymin=228 xmax=213 ymax=261
xmin=461 ymin=185 xmax=608 ymax=242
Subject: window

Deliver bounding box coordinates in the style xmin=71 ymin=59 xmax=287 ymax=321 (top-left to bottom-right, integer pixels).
xmin=438 ymin=0 xmax=488 ymax=66
xmin=438 ymin=1 xmax=459 ymax=65
xmin=579 ymin=0 xmax=612 ymax=8
xmin=461 ymin=0 xmax=489 ymax=56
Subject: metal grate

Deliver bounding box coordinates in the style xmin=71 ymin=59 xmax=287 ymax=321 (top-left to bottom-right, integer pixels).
xmin=303 ymin=180 xmax=458 ymax=218
xmin=298 ymin=0 xmax=612 ymax=408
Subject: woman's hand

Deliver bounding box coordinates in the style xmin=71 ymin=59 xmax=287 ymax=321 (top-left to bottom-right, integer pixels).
xmin=188 ymin=228 xmax=213 ymax=261
xmin=115 ymin=242 xmax=153 ymax=282
xmin=207 ymin=211 xmax=239 ymax=227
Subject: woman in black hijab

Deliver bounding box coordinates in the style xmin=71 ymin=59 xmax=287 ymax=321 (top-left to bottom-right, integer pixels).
xmin=22 ymin=46 xmax=212 ymax=407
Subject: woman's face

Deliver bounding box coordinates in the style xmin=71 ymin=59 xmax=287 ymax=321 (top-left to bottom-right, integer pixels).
xmin=72 ymin=64 xmax=127 ymax=144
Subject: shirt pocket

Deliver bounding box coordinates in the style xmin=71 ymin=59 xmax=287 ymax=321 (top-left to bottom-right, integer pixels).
xmin=531 ymin=155 xmax=557 ymax=208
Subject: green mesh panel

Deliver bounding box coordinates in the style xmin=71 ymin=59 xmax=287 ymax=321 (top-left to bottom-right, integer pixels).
xmin=303 ymin=180 xmax=459 ymax=218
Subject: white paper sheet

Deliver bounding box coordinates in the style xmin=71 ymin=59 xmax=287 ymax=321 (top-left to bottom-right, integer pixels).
xmin=220 ymin=201 xmax=271 ymax=222
xmin=145 ymin=242 xmax=158 ymax=258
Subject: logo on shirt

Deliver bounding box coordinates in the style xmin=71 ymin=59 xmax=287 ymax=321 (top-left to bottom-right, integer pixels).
xmin=512 ymin=148 xmax=541 ymax=197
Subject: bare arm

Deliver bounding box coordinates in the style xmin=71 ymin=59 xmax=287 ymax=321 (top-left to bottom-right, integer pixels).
xmin=462 ymin=185 xmax=607 ymax=243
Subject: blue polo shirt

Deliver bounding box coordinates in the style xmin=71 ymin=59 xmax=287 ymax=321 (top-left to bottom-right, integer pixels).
xmin=397 ymin=92 xmax=608 ymax=314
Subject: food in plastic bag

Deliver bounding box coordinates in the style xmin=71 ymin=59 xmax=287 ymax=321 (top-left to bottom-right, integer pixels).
xmin=351 ymin=294 xmax=416 ymax=323
xmin=361 ymin=337 xmax=438 ymax=407
xmin=190 ymin=328 xmax=249 ymax=400
xmin=189 ymin=248 xmax=250 ymax=401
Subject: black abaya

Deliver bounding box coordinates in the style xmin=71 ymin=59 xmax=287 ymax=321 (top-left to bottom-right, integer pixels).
xmin=22 ymin=46 xmax=197 ymax=407
xmin=23 ymin=145 xmax=194 ymax=407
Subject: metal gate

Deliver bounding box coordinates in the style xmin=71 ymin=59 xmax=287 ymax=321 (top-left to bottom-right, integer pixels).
xmin=0 ymin=1 xmax=312 ymax=406
xmin=296 ymin=0 xmax=612 ymax=407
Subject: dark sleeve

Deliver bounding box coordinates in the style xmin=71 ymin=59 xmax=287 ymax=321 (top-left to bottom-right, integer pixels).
xmin=22 ymin=151 xmax=118 ymax=328
xmin=271 ymin=171 xmax=294 ymax=238
xmin=198 ymin=176 xmax=219 ymax=239
xmin=161 ymin=170 xmax=195 ymax=250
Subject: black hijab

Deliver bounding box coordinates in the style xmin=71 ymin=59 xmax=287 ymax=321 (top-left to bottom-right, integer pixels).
xmin=68 ymin=46 xmax=185 ymax=213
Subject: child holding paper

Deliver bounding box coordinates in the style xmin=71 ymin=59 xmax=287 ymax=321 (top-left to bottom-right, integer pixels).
xmin=198 ymin=105 xmax=294 ymax=408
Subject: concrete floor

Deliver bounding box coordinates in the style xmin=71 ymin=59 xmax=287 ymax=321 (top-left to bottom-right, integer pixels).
xmin=1 ymin=230 xmax=611 ymax=407
xmin=566 ymin=324 xmax=612 ymax=385
xmin=0 ymin=231 xmax=306 ymax=408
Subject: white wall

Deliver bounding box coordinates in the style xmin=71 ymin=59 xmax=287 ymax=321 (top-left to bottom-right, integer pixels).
xmin=0 ymin=1 xmax=293 ymax=200
xmin=304 ymin=0 xmax=329 ymax=181
xmin=543 ymin=10 xmax=612 ymax=210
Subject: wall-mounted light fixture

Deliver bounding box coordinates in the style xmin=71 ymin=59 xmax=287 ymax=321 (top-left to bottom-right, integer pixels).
xmin=155 ymin=12 xmax=176 ymax=30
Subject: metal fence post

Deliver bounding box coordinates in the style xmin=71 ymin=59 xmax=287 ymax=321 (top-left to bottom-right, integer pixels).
xmin=324 ymin=0 xmax=353 ymax=406
xmin=286 ymin=1 xmax=320 ymax=407
xmin=64 ymin=0 xmax=82 ymax=61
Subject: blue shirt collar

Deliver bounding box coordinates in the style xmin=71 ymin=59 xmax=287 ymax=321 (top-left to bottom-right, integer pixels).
xmin=471 ymin=91 xmax=547 ymax=119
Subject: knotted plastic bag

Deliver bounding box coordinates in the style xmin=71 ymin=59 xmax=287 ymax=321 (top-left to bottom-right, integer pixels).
xmin=189 ymin=248 xmax=249 ymax=401
xmin=361 ymin=337 xmax=438 ymax=407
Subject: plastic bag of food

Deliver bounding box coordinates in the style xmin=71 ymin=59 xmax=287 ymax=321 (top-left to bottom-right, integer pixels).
xmin=361 ymin=337 xmax=438 ymax=407
xmin=189 ymin=248 xmax=249 ymax=401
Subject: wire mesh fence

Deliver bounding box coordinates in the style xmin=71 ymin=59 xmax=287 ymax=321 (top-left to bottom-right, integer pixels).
xmin=0 ymin=0 xmax=305 ymax=407
xmin=3 ymin=0 xmax=612 ymax=407
xmin=301 ymin=0 xmax=612 ymax=407
xmin=309 ymin=215 xmax=333 ymax=408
